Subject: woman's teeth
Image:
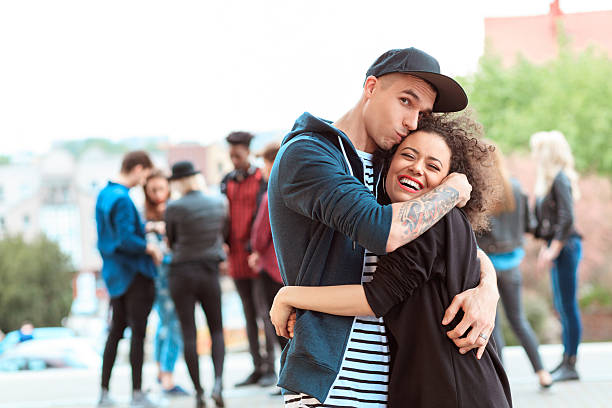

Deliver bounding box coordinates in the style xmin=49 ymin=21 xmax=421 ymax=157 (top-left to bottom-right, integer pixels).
xmin=399 ymin=177 xmax=421 ymax=191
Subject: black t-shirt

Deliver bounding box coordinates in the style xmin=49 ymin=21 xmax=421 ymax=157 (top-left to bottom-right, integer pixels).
xmin=363 ymin=208 xmax=512 ymax=408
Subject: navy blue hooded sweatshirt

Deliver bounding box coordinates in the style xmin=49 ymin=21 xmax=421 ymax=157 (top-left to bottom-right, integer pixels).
xmin=268 ymin=112 xmax=393 ymax=401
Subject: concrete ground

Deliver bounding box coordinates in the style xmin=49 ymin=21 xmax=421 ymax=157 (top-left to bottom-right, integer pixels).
xmin=0 ymin=342 xmax=611 ymax=408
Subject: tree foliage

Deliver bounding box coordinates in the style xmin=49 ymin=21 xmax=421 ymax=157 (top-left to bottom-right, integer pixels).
xmin=458 ymin=42 xmax=612 ymax=176
xmin=0 ymin=235 xmax=75 ymax=332
xmin=58 ymin=138 xmax=130 ymax=157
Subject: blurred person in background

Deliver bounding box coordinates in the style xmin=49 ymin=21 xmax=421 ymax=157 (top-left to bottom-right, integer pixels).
xmin=221 ymin=131 xmax=277 ymax=387
xmin=476 ymin=142 xmax=553 ymax=388
xmin=530 ymin=130 xmax=583 ymax=382
xmin=248 ymin=141 xmax=288 ymax=395
xmin=143 ymin=170 xmax=188 ymax=397
xmin=18 ymin=321 xmax=35 ymax=343
xmin=166 ymin=161 xmax=227 ymax=408
xmin=95 ymin=150 xmax=162 ymax=408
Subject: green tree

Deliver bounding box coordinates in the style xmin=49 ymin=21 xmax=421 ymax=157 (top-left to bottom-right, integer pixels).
xmin=0 ymin=235 xmax=75 ymax=332
xmin=458 ymin=41 xmax=612 ymax=176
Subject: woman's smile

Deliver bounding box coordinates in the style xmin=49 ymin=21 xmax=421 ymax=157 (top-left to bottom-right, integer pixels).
xmin=397 ymin=175 xmax=424 ymax=192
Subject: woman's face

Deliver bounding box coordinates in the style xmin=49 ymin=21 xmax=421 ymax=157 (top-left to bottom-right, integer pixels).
xmin=385 ymin=130 xmax=451 ymax=203
xmin=145 ymin=176 xmax=170 ymax=204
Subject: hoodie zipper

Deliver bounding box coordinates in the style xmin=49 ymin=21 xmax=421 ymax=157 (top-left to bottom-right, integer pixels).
xmin=338 ymin=135 xmax=359 ymax=251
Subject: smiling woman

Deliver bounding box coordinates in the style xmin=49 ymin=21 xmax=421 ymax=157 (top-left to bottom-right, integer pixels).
xmin=378 ymin=113 xmax=500 ymax=232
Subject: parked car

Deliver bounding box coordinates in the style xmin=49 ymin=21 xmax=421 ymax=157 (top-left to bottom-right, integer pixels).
xmin=0 ymin=327 xmax=101 ymax=371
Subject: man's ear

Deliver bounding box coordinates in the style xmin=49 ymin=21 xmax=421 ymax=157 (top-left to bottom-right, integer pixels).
xmin=363 ymin=75 xmax=379 ymax=99
xmin=131 ymin=164 xmax=143 ymax=177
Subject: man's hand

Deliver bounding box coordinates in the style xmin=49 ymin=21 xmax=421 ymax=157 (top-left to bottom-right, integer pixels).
xmin=442 ymin=172 xmax=471 ymax=207
xmin=146 ymin=243 xmax=164 ymax=266
xmin=442 ymin=251 xmax=498 ymax=359
xmin=270 ymin=287 xmax=296 ymax=339
xmin=248 ymin=252 xmax=260 ymax=270
xmin=218 ymin=261 xmax=228 ymax=276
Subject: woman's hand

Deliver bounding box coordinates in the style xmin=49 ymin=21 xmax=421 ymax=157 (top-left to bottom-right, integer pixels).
xmin=145 ymin=221 xmax=166 ymax=235
xmin=537 ymin=241 xmax=562 ymax=272
xmin=270 ymin=287 xmax=296 ymax=339
xmin=537 ymin=246 xmax=554 ymax=272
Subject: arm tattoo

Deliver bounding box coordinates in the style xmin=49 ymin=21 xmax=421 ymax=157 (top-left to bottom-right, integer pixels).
xmin=397 ymin=185 xmax=459 ymax=242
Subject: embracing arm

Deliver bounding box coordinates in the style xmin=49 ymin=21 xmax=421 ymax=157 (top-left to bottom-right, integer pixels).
xmin=277 ymin=140 xmax=471 ymax=255
xmin=443 ymin=248 xmax=499 ymax=359
xmin=387 ymin=173 xmax=469 ymax=253
xmin=279 ymin=285 xmax=372 ymax=316
xmin=270 ymin=285 xmax=373 ymax=338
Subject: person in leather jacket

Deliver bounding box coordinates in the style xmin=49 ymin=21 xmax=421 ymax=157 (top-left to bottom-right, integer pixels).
xmin=476 ymin=143 xmax=552 ymax=388
xmin=530 ymin=130 xmax=583 ymax=382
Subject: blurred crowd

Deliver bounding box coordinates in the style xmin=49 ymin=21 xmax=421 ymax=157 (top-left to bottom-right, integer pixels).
xmin=94 ymin=131 xmax=285 ymax=408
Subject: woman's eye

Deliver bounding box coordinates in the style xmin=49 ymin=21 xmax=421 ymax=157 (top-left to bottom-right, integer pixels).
xmin=428 ymin=164 xmax=439 ymax=171
xmin=401 ymin=153 xmax=414 ymax=159
xmin=400 ymin=97 xmax=410 ymax=105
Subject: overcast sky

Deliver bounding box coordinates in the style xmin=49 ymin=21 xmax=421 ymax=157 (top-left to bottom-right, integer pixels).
xmin=1 ymin=0 xmax=610 ymax=154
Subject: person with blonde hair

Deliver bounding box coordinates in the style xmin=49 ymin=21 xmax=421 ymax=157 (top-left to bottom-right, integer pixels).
xmin=476 ymin=142 xmax=552 ymax=388
xmin=530 ymin=130 xmax=582 ymax=382
xmin=165 ymin=161 xmax=227 ymax=407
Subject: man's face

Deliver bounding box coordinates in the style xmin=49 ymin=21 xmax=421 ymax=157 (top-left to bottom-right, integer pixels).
xmin=362 ymin=73 xmax=437 ymax=152
xmin=261 ymin=159 xmax=274 ymax=182
xmin=129 ymin=165 xmax=152 ymax=187
xmin=229 ymin=144 xmax=250 ymax=170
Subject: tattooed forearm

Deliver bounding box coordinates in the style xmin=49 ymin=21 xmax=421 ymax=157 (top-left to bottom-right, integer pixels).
xmin=397 ymin=185 xmax=459 ymax=242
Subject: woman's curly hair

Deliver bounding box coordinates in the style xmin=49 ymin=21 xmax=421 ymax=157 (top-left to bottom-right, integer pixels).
xmin=375 ymin=113 xmax=501 ymax=232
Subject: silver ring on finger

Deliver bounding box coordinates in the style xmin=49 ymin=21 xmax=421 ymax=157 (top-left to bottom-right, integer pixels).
xmin=478 ymin=333 xmax=488 ymax=341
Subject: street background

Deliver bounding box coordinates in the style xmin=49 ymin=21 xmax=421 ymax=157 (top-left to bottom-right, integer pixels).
xmin=1 ymin=343 xmax=612 ymax=408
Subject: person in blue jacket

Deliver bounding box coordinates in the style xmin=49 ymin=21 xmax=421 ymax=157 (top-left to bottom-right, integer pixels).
xmin=95 ymin=150 xmax=163 ymax=408
xmin=268 ymin=48 xmax=500 ymax=407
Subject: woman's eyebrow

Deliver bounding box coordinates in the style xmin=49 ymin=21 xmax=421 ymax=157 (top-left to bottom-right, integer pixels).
xmin=401 ymin=146 xmax=443 ymax=165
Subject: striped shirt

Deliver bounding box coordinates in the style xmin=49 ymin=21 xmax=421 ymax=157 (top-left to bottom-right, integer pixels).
xmin=285 ymin=151 xmax=389 ymax=408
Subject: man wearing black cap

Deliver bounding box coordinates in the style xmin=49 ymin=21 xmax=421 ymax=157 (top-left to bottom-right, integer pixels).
xmin=220 ymin=131 xmax=277 ymax=387
xmin=268 ymin=48 xmax=500 ymax=406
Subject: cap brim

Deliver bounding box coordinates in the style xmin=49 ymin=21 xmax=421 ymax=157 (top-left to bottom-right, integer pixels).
xmin=402 ymin=71 xmax=468 ymax=113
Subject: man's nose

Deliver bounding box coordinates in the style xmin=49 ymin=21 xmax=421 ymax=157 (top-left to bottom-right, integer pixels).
xmin=402 ymin=110 xmax=419 ymax=131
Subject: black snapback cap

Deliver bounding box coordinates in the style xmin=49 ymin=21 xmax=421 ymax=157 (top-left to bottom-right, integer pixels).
xmin=365 ymin=47 xmax=468 ymax=113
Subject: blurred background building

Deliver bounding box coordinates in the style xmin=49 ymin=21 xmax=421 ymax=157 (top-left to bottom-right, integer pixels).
xmin=485 ymin=0 xmax=612 ymax=66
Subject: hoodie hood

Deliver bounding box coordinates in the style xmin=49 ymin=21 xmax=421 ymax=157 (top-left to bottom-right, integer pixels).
xmin=283 ymin=112 xmax=366 ymax=183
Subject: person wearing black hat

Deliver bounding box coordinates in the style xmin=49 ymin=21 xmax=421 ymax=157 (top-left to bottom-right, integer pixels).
xmin=220 ymin=132 xmax=278 ymax=388
xmin=165 ymin=161 xmax=227 ymax=408
xmin=267 ymin=48 xmax=500 ymax=407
